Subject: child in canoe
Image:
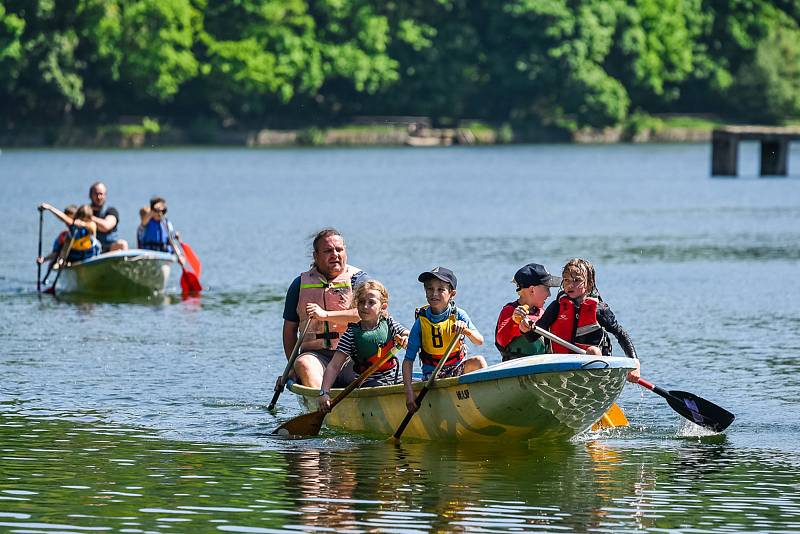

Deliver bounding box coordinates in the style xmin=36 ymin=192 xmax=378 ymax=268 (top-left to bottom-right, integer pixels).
xmin=495 ymin=262 xmax=562 ymax=361
xmin=36 ymin=204 xmax=77 ymax=267
xmin=403 ymin=267 xmax=487 ymax=413
xmin=531 ymin=258 xmax=640 ymax=382
xmin=318 ymin=280 xmax=409 ymax=413
xmin=38 ymin=203 xmax=101 ymax=263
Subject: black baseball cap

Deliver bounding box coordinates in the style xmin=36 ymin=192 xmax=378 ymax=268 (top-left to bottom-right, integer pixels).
xmin=418 ymin=266 xmax=457 ymax=289
xmin=514 ymin=263 xmax=561 ymax=289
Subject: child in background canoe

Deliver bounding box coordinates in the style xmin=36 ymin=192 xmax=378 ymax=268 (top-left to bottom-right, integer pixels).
xmin=530 ymin=258 xmax=640 ymax=382
xmin=495 ymin=263 xmax=562 ymax=361
xmin=38 ymin=203 xmax=101 ymax=263
xmin=136 ymin=206 xmax=150 ymax=249
xmin=36 ymin=204 xmax=77 ymax=266
xmin=403 ymin=267 xmax=487 ymax=413
xmin=318 ymin=280 xmax=409 ymax=413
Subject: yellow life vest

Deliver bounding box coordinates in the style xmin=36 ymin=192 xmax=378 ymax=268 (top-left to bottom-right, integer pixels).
xmin=417 ymin=305 xmax=464 ymax=368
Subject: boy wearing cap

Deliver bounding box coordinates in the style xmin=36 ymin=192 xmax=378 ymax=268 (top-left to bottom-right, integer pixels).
xmin=403 ymin=267 xmax=487 ymax=412
xmin=495 ymin=263 xmax=562 ymax=361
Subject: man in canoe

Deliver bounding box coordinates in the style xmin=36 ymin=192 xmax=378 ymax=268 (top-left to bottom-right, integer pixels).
xmin=495 ymin=263 xmax=562 ymax=360
xmin=281 ymin=228 xmax=368 ymax=388
xmin=89 ymin=181 xmax=128 ymax=252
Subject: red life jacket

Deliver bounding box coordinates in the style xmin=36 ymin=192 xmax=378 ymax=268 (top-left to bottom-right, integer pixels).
xmin=549 ymin=295 xmax=603 ymax=353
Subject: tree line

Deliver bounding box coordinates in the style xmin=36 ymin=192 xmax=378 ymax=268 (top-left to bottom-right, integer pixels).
xmin=2 ymin=0 xmax=799 ymax=133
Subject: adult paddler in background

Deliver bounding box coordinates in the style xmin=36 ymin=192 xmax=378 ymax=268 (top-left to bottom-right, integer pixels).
xmin=495 ymin=263 xmax=562 ymax=360
xmin=281 ymin=228 xmax=368 ymax=389
xmin=89 ymin=181 xmax=128 ymax=252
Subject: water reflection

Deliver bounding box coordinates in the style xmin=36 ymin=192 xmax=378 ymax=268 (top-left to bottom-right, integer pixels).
xmin=1 ymin=402 xmax=800 ymax=531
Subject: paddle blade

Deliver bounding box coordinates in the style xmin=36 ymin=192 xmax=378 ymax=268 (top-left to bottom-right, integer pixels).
xmin=666 ymin=390 xmax=735 ymax=432
xmin=591 ymin=402 xmax=629 ymax=431
xmin=181 ymin=242 xmax=201 ymax=278
xmin=180 ymin=270 xmax=202 ymax=294
xmin=273 ymin=411 xmax=325 ymax=438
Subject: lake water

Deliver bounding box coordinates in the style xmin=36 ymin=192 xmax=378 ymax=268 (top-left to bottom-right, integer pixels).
xmin=1 ymin=143 xmax=799 ymax=532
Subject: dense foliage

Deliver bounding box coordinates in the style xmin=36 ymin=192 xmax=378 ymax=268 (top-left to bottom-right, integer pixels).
xmin=1 ymin=0 xmax=799 ymax=130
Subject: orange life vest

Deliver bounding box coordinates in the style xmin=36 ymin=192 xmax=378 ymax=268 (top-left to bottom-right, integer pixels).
xmin=296 ymin=264 xmax=360 ymax=351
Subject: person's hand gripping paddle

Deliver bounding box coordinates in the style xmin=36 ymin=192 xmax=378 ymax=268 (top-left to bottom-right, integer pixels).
xmin=273 ymin=342 xmax=402 ymax=437
xmin=392 ymin=307 xmax=462 ymax=442
xmin=521 ymin=321 xmax=628 ymax=429
xmin=530 ymin=324 xmax=734 ymax=432
xmin=267 ymin=321 xmax=313 ymax=411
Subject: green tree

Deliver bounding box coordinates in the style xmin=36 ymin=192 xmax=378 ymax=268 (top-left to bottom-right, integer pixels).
xmin=607 ymin=0 xmax=711 ymax=108
xmin=0 ymin=4 xmax=25 ymax=94
xmin=80 ymin=0 xmax=199 ymax=102
xmin=730 ymin=23 xmax=800 ymax=121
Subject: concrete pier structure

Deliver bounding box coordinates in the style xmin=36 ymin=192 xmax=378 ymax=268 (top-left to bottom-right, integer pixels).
xmin=712 ymin=126 xmax=800 ymax=176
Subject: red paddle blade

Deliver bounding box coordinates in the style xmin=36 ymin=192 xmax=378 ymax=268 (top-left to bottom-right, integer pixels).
xmin=43 ymin=286 xmax=55 ymax=295
xmin=181 ymin=243 xmax=201 ymax=278
xmin=180 ymin=270 xmax=202 ymax=294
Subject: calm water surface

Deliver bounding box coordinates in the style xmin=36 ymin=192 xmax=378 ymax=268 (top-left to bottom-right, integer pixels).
xmin=1 ymin=144 xmax=799 ymax=532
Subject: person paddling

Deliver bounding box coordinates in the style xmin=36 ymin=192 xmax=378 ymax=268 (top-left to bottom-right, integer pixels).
xmin=402 ymin=267 xmax=487 ymax=413
xmin=495 ymin=263 xmax=562 ymax=361
xmin=36 ymin=204 xmax=77 ymax=269
xmin=139 ymin=197 xmax=176 ymax=252
xmin=317 ymin=280 xmax=410 ymax=413
xmin=38 ymin=203 xmax=101 ymax=263
xmin=281 ymin=228 xmax=368 ymax=389
xmin=528 ymin=258 xmax=641 ymax=382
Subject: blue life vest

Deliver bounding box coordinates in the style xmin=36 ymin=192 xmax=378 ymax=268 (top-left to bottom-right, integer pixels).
xmin=140 ymin=219 xmax=174 ymax=253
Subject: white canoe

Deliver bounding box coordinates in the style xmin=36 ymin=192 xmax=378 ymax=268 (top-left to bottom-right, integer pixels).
xmin=54 ymin=249 xmax=175 ymax=297
xmin=288 ymin=355 xmax=636 ymax=442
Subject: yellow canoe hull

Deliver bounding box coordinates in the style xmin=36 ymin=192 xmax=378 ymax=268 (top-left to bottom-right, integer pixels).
xmin=288 ymin=355 xmax=636 ymax=442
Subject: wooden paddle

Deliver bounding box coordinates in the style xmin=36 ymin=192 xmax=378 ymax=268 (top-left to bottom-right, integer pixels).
xmin=528 ymin=324 xmax=628 ymax=429
xmin=393 ymin=306 xmax=462 ymax=442
xmin=636 ymin=377 xmax=735 ymax=432
xmin=273 ymin=342 xmax=402 ymax=437
xmin=267 ymin=320 xmax=313 ymax=411
xmin=165 ymin=220 xmax=201 ymax=294
xmin=36 ymin=207 xmax=44 ymax=292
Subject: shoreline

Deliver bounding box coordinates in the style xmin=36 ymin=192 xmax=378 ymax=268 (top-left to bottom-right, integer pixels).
xmin=0 ymin=117 xmax=719 ymax=149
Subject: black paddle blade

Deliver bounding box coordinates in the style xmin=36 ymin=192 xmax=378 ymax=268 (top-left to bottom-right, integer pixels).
xmin=666 ymin=390 xmax=735 ymax=432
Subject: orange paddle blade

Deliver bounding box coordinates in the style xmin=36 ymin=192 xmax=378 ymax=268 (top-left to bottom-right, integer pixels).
xmin=591 ymin=403 xmax=629 ymax=431
xmin=181 ymin=242 xmax=201 ymax=278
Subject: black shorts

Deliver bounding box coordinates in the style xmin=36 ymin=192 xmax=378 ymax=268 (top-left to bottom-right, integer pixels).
xmin=302 ymin=348 xmax=357 ymax=388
